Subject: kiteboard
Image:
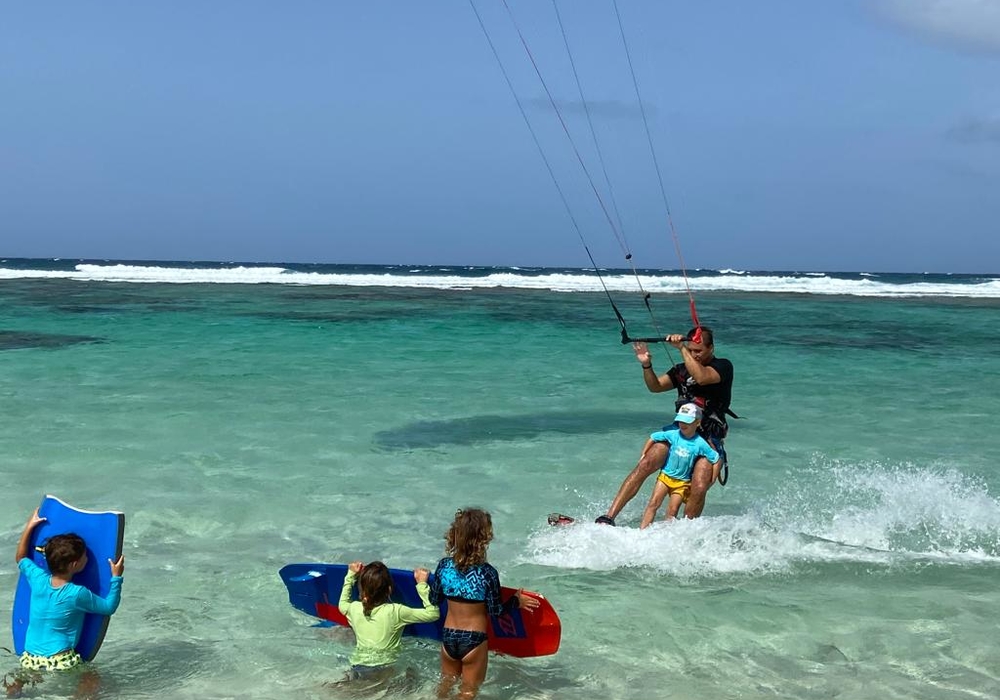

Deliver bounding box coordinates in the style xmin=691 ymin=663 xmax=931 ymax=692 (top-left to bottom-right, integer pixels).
xmin=547 ymin=513 xmax=578 ymax=527
xmin=279 ymin=563 xmax=561 ymax=657
xmin=12 ymin=495 xmax=125 ymax=661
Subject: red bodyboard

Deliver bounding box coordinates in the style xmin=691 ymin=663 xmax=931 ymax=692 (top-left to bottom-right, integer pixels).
xmin=488 ymin=588 xmax=561 ymax=657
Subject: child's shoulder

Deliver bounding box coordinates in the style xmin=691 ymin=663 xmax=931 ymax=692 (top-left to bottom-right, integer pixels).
xmin=18 ymin=558 xmax=49 ymax=585
xmin=475 ymin=561 xmax=499 ymax=578
xmin=651 ymin=423 xmax=680 ymax=441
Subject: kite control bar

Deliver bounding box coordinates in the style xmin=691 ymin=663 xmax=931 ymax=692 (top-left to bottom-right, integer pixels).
xmin=620 ymin=331 xmax=701 ymax=345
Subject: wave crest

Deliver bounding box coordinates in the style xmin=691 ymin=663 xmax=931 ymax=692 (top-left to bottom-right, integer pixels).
xmin=0 ymin=262 xmax=997 ymax=297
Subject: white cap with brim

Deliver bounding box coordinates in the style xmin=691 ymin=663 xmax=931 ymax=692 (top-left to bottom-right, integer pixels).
xmin=674 ymin=402 xmax=702 ymax=424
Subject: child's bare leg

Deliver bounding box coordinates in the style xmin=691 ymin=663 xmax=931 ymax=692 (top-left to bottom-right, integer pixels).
xmin=457 ymin=643 xmax=488 ymax=700
xmin=640 ymin=480 xmax=669 ymax=529
xmin=664 ymin=491 xmax=684 ymax=520
xmin=437 ymin=646 xmax=461 ymax=698
xmin=4 ymin=670 xmax=42 ymax=699
xmin=73 ymin=669 xmax=101 ymax=700
xmin=3 ymin=674 xmax=24 ymax=699
xmin=437 ymin=674 xmax=459 ymax=698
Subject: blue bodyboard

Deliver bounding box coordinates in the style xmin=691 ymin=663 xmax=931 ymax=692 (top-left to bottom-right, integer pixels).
xmin=11 ymin=495 xmax=125 ymax=661
xmin=280 ymin=564 xmax=443 ymax=641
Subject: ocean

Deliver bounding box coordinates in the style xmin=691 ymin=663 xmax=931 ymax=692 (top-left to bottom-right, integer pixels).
xmin=2 ymin=259 xmax=999 ymax=700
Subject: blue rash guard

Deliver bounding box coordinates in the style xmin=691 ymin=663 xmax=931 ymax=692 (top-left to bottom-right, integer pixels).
xmin=650 ymin=425 xmax=720 ymax=482
xmin=19 ymin=559 xmax=123 ymax=657
xmin=429 ymin=558 xmax=517 ymax=617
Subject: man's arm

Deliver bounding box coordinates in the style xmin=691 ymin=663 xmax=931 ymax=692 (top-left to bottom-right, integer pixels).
xmin=668 ymin=335 xmax=721 ymax=386
xmin=633 ymin=342 xmax=676 ymax=393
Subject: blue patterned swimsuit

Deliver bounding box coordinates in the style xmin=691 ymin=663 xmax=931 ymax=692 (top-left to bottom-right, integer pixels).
xmin=429 ymin=558 xmax=518 ymax=659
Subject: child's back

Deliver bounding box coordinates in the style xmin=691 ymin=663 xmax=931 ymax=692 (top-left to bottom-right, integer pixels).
xmin=12 ymin=509 xmax=124 ymax=677
xmin=20 ymin=559 xmax=122 ymax=658
xmin=338 ymin=561 xmax=439 ymax=673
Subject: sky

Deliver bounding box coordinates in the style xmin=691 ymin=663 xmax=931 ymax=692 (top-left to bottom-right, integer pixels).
xmin=1 ymin=0 xmax=998 ymax=273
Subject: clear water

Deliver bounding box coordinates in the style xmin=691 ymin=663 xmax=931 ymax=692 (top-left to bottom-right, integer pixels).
xmin=2 ymin=262 xmax=999 ymax=699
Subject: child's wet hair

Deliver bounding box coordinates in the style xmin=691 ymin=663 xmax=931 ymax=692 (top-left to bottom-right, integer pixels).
xmin=445 ymin=508 xmax=493 ymax=571
xmin=357 ymin=561 xmax=392 ymax=617
xmin=44 ymin=534 xmax=86 ymax=576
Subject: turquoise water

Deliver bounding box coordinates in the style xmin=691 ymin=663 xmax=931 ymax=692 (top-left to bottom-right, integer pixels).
xmin=2 ymin=263 xmax=1000 ymax=699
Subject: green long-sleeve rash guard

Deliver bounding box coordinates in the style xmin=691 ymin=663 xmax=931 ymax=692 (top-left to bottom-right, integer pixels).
xmin=338 ymin=570 xmax=440 ymax=667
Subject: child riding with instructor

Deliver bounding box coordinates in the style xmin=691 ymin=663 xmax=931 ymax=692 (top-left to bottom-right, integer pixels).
xmin=596 ymin=326 xmax=734 ymax=525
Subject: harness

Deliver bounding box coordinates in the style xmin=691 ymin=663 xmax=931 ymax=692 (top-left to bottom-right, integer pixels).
xmin=701 ymin=411 xmax=732 ymax=486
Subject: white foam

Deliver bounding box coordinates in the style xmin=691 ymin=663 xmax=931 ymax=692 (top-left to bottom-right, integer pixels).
xmin=0 ymin=263 xmax=997 ymax=297
xmin=526 ymin=462 xmax=1000 ymax=577
xmin=526 ymin=513 xmax=897 ymax=578
xmin=0 ymin=264 xmax=289 ymax=284
xmin=766 ymin=462 xmax=1000 ymax=557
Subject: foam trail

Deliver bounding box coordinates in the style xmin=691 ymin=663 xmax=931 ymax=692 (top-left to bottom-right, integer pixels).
xmin=765 ymin=461 xmax=1000 ymax=558
xmin=526 ymin=514 xmax=893 ymax=578
xmin=527 ymin=463 xmax=1000 ymax=578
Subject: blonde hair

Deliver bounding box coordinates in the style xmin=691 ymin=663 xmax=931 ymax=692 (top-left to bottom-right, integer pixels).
xmin=445 ymin=508 xmax=493 ymax=571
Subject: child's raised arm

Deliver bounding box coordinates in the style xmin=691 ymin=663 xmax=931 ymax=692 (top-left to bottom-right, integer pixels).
xmin=14 ymin=508 xmax=46 ymax=564
xmin=338 ymin=561 xmax=363 ymax=614
xmin=397 ymin=567 xmax=439 ymax=624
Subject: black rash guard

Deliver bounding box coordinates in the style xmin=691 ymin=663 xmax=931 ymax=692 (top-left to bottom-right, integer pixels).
xmin=666 ymin=357 xmax=734 ymax=440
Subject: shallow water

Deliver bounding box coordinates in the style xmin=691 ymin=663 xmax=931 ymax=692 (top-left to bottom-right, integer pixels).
xmin=2 ymin=263 xmax=999 ymax=699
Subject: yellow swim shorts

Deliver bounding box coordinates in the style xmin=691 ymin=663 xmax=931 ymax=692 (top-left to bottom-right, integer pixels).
xmin=657 ymin=472 xmax=690 ymax=502
xmin=19 ymin=649 xmax=83 ymax=671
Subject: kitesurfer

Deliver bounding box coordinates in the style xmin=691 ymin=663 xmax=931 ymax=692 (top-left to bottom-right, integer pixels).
xmin=596 ymin=326 xmax=734 ymax=524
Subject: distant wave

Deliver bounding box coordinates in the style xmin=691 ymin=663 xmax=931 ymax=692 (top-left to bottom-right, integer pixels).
xmin=0 ymin=260 xmax=997 ymax=298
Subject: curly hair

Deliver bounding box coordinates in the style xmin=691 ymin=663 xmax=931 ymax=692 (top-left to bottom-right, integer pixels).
xmin=445 ymin=508 xmax=493 ymax=571
xmin=357 ymin=561 xmax=392 ymax=617
xmin=44 ymin=533 xmax=86 ymax=577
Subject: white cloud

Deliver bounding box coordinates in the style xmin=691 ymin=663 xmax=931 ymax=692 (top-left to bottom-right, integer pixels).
xmin=877 ymin=0 xmax=1000 ymax=53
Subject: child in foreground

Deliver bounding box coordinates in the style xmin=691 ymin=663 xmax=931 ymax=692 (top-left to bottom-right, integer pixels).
xmin=640 ymin=402 xmax=721 ymax=527
xmin=5 ymin=508 xmax=124 ymax=696
xmin=337 ymin=561 xmax=440 ymax=682
xmin=430 ymin=508 xmax=539 ymax=699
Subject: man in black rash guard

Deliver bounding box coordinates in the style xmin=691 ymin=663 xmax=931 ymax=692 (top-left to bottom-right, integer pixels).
xmin=596 ymin=326 xmax=734 ymax=524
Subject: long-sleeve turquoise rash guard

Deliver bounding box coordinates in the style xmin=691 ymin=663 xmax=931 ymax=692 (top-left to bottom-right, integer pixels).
xmin=338 ymin=571 xmax=439 ymax=667
xmin=19 ymin=559 xmax=123 ymax=657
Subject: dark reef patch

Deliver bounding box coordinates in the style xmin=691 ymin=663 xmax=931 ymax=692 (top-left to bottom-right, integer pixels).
xmin=0 ymin=331 xmax=104 ymax=350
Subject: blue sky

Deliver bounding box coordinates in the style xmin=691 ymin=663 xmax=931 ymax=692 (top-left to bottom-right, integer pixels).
xmin=1 ymin=1 xmax=997 ymax=272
